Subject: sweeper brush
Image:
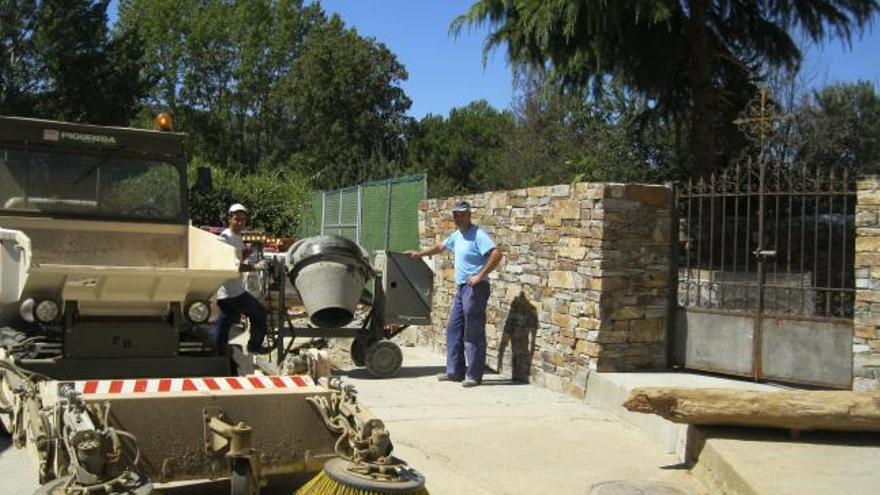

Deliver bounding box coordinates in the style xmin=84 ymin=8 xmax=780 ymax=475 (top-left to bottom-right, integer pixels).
xmin=296 ymin=458 xmax=429 ymax=495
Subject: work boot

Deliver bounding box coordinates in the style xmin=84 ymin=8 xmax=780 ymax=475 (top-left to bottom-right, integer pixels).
xmin=462 ymin=378 xmax=480 ymax=388
xmin=437 ymin=373 xmax=463 ymax=382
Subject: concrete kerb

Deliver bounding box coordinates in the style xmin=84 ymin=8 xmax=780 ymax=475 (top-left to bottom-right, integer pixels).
xmin=584 ymin=371 xmax=778 ymax=461
xmin=583 ymin=370 xmax=880 ymax=495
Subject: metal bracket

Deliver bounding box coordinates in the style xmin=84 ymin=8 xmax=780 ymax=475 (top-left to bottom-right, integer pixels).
xmin=753 ymin=248 xmax=777 ymax=259
xmin=203 ymin=407 xmax=254 ymax=458
xmin=202 ymin=407 xmax=260 ymax=480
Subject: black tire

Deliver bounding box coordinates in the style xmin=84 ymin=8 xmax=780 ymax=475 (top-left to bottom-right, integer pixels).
xmin=350 ymin=339 xmax=366 ymax=367
xmin=365 ymin=340 xmax=403 ymax=378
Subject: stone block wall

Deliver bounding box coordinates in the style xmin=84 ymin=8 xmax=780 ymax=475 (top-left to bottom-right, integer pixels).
xmin=415 ymin=183 xmax=670 ymax=398
xmin=854 ymin=175 xmax=880 ymax=390
xmin=855 ymin=175 xmax=880 ymax=351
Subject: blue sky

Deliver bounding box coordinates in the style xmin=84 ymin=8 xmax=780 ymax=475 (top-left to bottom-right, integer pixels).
xmin=315 ymin=0 xmax=513 ymax=118
xmin=108 ymin=1 xmax=880 ymax=119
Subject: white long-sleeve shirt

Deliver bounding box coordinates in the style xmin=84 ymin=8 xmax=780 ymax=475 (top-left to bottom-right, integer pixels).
xmin=216 ymin=228 xmax=246 ymax=300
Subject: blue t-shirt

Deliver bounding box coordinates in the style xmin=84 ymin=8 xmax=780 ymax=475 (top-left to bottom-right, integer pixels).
xmin=443 ymin=225 xmax=496 ymax=285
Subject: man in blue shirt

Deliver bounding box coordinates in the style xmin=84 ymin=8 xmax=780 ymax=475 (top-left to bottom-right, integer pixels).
xmin=407 ymin=200 xmax=503 ymax=387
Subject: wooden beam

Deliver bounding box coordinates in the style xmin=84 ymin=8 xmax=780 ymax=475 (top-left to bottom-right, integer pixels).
xmin=623 ymin=387 xmax=880 ymax=432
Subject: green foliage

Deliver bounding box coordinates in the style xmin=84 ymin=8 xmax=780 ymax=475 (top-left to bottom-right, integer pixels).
xmin=34 ymin=0 xmax=145 ymax=124
xmin=409 ymin=100 xmax=514 ymax=197
xmin=0 ymin=0 xmax=38 ymax=114
xmin=795 ymin=81 xmax=880 ymax=172
xmin=117 ymin=0 xmax=414 ymax=228
xmin=283 ymin=15 xmax=413 ymax=189
xmin=4 ymin=0 xmax=878 ymax=234
xmin=0 ymin=0 xmax=147 ymax=124
xmin=188 ymin=157 xmax=313 ymax=236
xmin=453 ymin=0 xmax=879 ymax=175
xmin=117 ymin=0 xmax=326 ymax=169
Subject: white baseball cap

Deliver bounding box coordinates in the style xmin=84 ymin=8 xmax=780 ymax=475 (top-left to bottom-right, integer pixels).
xmin=228 ymin=203 xmax=247 ymax=214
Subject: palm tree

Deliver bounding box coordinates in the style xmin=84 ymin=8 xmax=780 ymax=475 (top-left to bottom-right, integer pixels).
xmin=452 ymin=0 xmax=878 ymax=176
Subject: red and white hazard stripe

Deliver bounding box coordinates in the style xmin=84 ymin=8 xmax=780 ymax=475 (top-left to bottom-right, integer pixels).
xmin=68 ymin=375 xmax=315 ymax=395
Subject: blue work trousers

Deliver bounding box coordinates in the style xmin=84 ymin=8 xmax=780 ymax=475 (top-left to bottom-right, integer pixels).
xmin=446 ymin=281 xmax=490 ymax=381
xmin=210 ymin=292 xmax=268 ymax=352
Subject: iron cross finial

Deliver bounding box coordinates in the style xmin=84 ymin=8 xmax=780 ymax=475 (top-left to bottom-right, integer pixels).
xmin=734 ymin=86 xmax=787 ymax=152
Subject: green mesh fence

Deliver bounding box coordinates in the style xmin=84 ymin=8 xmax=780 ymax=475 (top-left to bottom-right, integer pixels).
xmin=298 ymin=174 xmax=426 ymax=254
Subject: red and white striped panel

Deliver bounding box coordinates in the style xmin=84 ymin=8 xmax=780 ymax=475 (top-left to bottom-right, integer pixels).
xmin=68 ymin=375 xmax=315 ymax=396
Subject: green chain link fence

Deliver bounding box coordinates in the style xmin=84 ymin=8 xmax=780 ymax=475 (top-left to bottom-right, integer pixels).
xmin=298 ymin=174 xmax=426 ymax=254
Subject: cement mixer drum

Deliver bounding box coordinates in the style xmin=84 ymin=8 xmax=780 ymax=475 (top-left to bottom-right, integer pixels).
xmin=286 ymin=235 xmax=373 ymax=328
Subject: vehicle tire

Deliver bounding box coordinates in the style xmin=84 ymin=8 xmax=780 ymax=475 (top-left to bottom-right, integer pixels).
xmin=365 ymin=340 xmax=403 ymax=378
xmin=230 ymin=457 xmax=259 ymax=495
xmin=349 ymin=339 xmax=367 ymax=367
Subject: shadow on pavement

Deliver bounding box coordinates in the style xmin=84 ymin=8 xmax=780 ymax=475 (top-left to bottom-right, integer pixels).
xmin=0 ymin=433 xmax=10 ymax=456
xmin=336 ymin=365 xmax=446 ymax=380
xmin=479 ymin=377 xmax=531 ymax=386
xmin=693 ymin=425 xmax=880 ymax=446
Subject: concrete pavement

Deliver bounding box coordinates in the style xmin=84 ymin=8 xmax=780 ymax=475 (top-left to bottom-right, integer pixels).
xmin=338 ymin=346 xmax=706 ymax=495
xmin=0 ymin=432 xmax=37 ymax=494
xmin=584 ymin=367 xmax=880 ymax=495
xmin=688 ymin=427 xmax=880 ymax=495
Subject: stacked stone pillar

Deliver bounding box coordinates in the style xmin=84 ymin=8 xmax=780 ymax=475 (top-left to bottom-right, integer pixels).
xmin=417 ymin=183 xmax=670 ymax=398
xmin=854 ymin=175 xmax=880 ymax=390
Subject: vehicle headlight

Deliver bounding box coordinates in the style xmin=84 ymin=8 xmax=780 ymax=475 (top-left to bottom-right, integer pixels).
xmin=34 ymin=300 xmax=60 ymax=323
xmin=19 ymin=299 xmax=35 ymax=323
xmin=185 ymin=301 xmax=211 ymax=324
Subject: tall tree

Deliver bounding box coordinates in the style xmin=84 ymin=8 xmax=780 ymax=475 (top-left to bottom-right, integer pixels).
xmin=0 ymin=0 xmax=38 ymax=115
xmin=502 ymin=72 xmax=676 ymax=185
xmin=453 ymin=0 xmax=879 ymax=176
xmin=795 ymin=81 xmax=880 ymax=172
xmin=117 ymin=0 xmax=326 ymax=168
xmin=32 ymin=0 xmax=147 ymax=125
xmin=283 ymin=15 xmax=413 ymax=189
xmin=409 ymin=100 xmax=514 ymax=197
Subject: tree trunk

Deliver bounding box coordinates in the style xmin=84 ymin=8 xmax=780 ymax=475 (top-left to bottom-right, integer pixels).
xmin=686 ymin=0 xmax=716 ymax=178
xmin=623 ymin=387 xmax=880 ymax=432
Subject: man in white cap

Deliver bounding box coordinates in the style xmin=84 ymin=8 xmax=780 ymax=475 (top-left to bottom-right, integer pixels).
xmin=406 ymin=200 xmax=502 ymax=387
xmin=210 ymin=203 xmax=270 ymax=354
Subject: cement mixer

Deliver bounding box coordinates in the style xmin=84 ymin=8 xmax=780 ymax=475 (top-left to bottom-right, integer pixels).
xmin=262 ymin=235 xmax=433 ymax=378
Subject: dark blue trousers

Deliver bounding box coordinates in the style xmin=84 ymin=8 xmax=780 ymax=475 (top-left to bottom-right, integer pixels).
xmin=210 ymin=292 xmax=268 ymax=352
xmin=446 ymin=281 xmax=490 ymax=381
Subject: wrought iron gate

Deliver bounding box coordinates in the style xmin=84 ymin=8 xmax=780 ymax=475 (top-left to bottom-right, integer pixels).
xmin=672 ymin=157 xmax=856 ymax=388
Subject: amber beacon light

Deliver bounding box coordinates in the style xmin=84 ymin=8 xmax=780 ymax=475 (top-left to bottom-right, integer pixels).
xmin=156 ymin=112 xmax=173 ymax=131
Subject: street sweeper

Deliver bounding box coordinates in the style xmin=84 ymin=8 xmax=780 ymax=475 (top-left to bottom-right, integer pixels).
xmin=0 ymin=115 xmax=429 ymax=495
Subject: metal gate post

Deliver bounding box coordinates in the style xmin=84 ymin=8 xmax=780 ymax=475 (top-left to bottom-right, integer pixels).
xmin=320 ymin=192 xmax=326 ymax=235
xmin=384 ymin=178 xmax=393 ymax=250
xmin=356 ymin=185 xmax=363 ymax=245
xmin=753 ymin=156 xmax=768 ymax=381
xmin=666 ymin=182 xmax=680 ymax=368
xmin=338 ymin=190 xmax=343 ymax=237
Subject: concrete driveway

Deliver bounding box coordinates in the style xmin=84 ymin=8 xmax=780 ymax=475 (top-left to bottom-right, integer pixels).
xmin=337 ymin=345 xmax=705 ymax=495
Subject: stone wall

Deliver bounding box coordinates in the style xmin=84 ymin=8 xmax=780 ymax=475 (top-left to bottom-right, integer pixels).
xmin=415 ymin=183 xmax=670 ymax=399
xmin=854 ymin=175 xmax=880 ymax=390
